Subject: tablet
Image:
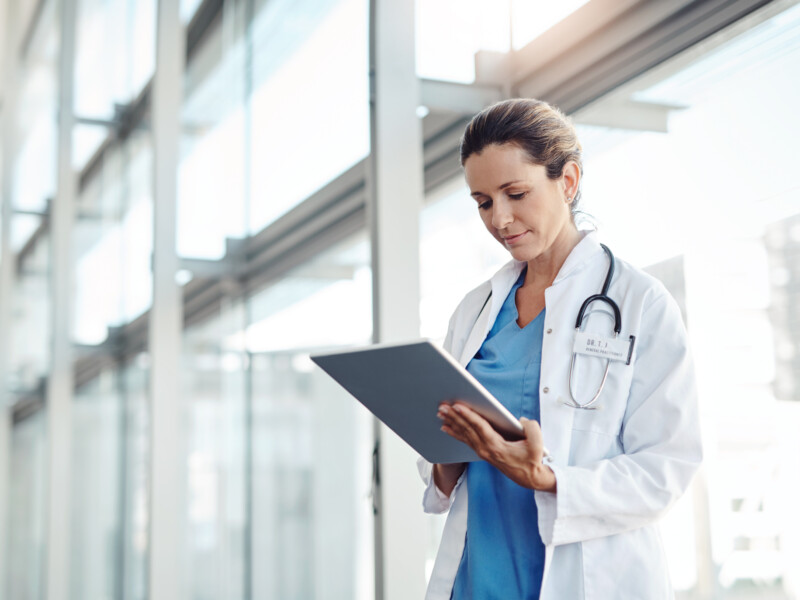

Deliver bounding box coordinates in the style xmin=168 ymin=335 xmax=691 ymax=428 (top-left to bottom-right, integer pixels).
xmin=310 ymin=339 xmax=525 ymax=464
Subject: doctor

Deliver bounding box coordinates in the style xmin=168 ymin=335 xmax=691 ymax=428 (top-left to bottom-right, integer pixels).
xmin=418 ymin=98 xmax=702 ymax=599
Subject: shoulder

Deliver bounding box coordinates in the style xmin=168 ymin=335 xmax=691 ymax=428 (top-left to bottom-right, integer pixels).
xmin=605 ymin=253 xmax=688 ymax=349
xmin=611 ymin=254 xmax=679 ymax=314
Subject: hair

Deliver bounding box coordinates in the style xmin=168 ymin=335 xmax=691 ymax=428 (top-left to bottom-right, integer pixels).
xmin=459 ymin=98 xmax=584 ymax=215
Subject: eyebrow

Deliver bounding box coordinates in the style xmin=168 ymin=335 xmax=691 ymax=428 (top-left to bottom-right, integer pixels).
xmin=470 ymin=180 xmax=524 ymax=198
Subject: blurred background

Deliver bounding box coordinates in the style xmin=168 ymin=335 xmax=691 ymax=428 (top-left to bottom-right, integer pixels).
xmin=0 ymin=0 xmax=799 ymax=598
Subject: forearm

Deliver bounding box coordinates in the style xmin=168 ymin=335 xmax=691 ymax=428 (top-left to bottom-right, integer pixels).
xmin=433 ymin=462 xmax=466 ymax=496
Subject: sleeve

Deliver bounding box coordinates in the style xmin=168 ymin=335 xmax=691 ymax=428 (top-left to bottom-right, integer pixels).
xmin=417 ymin=457 xmax=466 ymax=514
xmin=534 ymin=291 xmax=703 ymax=546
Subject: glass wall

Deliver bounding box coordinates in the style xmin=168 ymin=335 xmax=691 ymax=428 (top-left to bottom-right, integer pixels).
xmin=180 ymin=232 xmax=374 ymax=598
xmin=183 ymin=301 xmax=249 ymax=600
xmin=69 ymin=358 xmax=150 ymax=600
xmin=7 ymin=0 xmax=59 ymax=398
xmin=178 ymin=0 xmax=369 ymax=260
xmin=73 ymin=132 xmax=153 ymax=345
xmin=7 ymin=412 xmax=47 ymax=600
xmin=248 ymin=235 xmax=373 ymax=599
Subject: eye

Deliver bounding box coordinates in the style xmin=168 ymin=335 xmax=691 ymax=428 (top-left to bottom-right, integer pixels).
xmin=477 ymin=199 xmax=492 ymax=210
xmin=508 ymin=192 xmax=527 ymax=200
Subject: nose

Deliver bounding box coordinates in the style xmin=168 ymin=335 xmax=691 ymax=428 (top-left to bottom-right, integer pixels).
xmin=491 ymin=197 xmax=513 ymax=230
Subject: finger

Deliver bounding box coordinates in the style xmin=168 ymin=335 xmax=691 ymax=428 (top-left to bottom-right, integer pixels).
xmin=452 ymin=403 xmax=506 ymax=444
xmin=440 ymin=423 xmax=469 ymax=444
xmin=440 ymin=408 xmax=491 ymax=453
xmin=438 ymin=405 xmax=471 ymax=440
xmin=448 ymin=405 xmax=514 ymax=463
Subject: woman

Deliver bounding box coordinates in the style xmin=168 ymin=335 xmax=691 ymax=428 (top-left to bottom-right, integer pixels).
xmin=418 ymin=98 xmax=702 ymax=599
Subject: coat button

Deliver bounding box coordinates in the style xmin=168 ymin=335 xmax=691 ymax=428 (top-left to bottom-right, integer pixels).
xmin=543 ymin=387 xmax=549 ymax=393
xmin=546 ymin=328 xmax=552 ymax=334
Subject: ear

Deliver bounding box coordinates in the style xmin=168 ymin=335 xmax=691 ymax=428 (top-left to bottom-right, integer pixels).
xmin=561 ymin=161 xmax=580 ymax=203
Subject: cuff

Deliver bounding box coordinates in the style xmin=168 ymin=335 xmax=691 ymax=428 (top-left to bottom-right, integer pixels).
xmin=534 ymin=462 xmax=563 ymax=546
xmin=418 ymin=456 xmax=465 ymax=514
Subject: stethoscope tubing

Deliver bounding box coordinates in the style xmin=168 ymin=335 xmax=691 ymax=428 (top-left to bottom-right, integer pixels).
xmin=565 ymin=244 xmax=622 ymax=410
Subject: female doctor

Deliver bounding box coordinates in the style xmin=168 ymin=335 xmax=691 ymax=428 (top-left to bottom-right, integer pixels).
xmin=418 ymin=98 xmax=702 ymax=599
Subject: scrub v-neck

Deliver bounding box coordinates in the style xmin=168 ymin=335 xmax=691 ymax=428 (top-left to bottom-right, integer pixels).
xmin=451 ymin=269 xmax=547 ymax=599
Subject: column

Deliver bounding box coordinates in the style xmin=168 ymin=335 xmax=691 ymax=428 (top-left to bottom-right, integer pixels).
xmin=45 ymin=0 xmax=79 ymax=596
xmin=0 ymin=0 xmax=18 ymax=591
xmin=368 ymin=0 xmax=427 ymax=598
xmin=148 ymin=0 xmax=186 ymax=598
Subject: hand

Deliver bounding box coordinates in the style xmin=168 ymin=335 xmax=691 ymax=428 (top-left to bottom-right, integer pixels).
xmin=437 ymin=401 xmax=557 ymax=492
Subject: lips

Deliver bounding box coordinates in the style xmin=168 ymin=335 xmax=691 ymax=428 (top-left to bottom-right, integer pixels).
xmin=502 ymin=231 xmax=529 ymax=244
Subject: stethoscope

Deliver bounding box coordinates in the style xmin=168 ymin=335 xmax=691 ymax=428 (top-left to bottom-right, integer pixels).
xmin=564 ymin=243 xmax=622 ymax=410
xmin=475 ymin=243 xmax=629 ymax=411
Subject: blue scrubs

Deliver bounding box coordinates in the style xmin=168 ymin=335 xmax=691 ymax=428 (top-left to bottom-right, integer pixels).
xmin=451 ymin=269 xmax=546 ymax=600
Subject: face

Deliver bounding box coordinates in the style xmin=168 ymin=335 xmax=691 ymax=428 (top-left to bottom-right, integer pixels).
xmin=464 ymin=143 xmax=578 ymax=264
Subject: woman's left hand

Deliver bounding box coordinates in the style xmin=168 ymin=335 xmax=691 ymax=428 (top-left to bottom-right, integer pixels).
xmin=438 ymin=401 xmax=557 ymax=492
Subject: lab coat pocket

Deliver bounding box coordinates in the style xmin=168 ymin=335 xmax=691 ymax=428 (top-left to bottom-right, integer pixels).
xmin=569 ymin=353 xmax=634 ymax=438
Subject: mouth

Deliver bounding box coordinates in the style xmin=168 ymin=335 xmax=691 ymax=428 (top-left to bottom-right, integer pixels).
xmin=502 ymin=231 xmax=529 ymax=244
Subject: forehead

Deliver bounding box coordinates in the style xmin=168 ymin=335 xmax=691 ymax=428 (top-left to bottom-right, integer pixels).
xmin=463 ymin=144 xmax=546 ymax=191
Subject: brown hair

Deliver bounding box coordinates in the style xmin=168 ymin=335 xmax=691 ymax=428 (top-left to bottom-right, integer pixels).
xmin=459 ymin=98 xmax=584 ymax=212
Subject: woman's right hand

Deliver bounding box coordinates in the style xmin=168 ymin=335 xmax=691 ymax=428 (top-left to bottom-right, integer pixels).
xmin=433 ymin=462 xmax=466 ymax=497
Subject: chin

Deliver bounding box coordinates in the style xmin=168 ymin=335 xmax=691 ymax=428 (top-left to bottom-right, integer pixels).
xmin=506 ymin=245 xmax=542 ymax=263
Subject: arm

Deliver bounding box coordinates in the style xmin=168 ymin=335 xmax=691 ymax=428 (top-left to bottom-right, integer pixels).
xmin=433 ymin=462 xmax=466 ymax=497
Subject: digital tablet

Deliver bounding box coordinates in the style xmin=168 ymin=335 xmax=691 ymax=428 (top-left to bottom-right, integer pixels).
xmin=310 ymin=339 xmax=526 ymax=464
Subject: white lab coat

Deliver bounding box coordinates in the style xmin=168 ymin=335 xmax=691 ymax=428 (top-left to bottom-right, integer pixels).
xmin=418 ymin=231 xmax=702 ymax=600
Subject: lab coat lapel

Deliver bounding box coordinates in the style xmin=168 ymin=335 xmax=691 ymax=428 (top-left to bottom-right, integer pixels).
xmin=538 ymin=232 xmax=605 ymax=466
xmin=457 ymin=261 xmax=526 ymax=366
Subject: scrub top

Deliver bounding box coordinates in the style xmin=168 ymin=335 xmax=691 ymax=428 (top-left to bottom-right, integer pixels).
xmin=451 ymin=269 xmax=546 ymax=600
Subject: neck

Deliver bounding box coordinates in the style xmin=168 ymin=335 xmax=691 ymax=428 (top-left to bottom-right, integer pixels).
xmin=524 ymin=226 xmax=582 ymax=287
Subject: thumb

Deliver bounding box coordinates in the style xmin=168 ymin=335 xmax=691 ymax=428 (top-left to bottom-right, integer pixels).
xmin=520 ymin=417 xmax=544 ymax=460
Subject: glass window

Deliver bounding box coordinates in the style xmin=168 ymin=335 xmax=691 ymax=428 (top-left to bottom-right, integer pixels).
xmin=183 ymin=301 xmax=249 ymax=599
xmin=74 ymin=0 xmax=155 ymax=119
xmin=178 ymin=2 xmax=248 ymax=259
xmin=10 ymin=235 xmax=51 ymax=393
xmin=247 ymin=0 xmax=369 ymax=233
xmin=70 ymin=372 xmax=124 ymax=599
xmin=247 ymin=233 xmax=374 ymax=598
xmin=68 ymin=358 xmax=150 ymax=600
xmin=7 ymin=412 xmax=47 ymax=600
xmin=178 ymin=0 xmax=369 ymax=256
xmin=181 ymin=232 xmax=374 ymax=599
xmin=510 ymin=0 xmax=590 ymax=49
xmin=415 ymin=0 xmax=590 ymax=82
xmin=73 ymin=132 xmax=154 ymax=345
xmin=120 ymin=356 xmax=151 ymax=600
xmin=72 ymin=0 xmax=155 ymax=171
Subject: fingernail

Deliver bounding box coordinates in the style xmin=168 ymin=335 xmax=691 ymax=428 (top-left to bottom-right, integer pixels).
xmin=453 ymin=405 xmax=463 ymax=413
